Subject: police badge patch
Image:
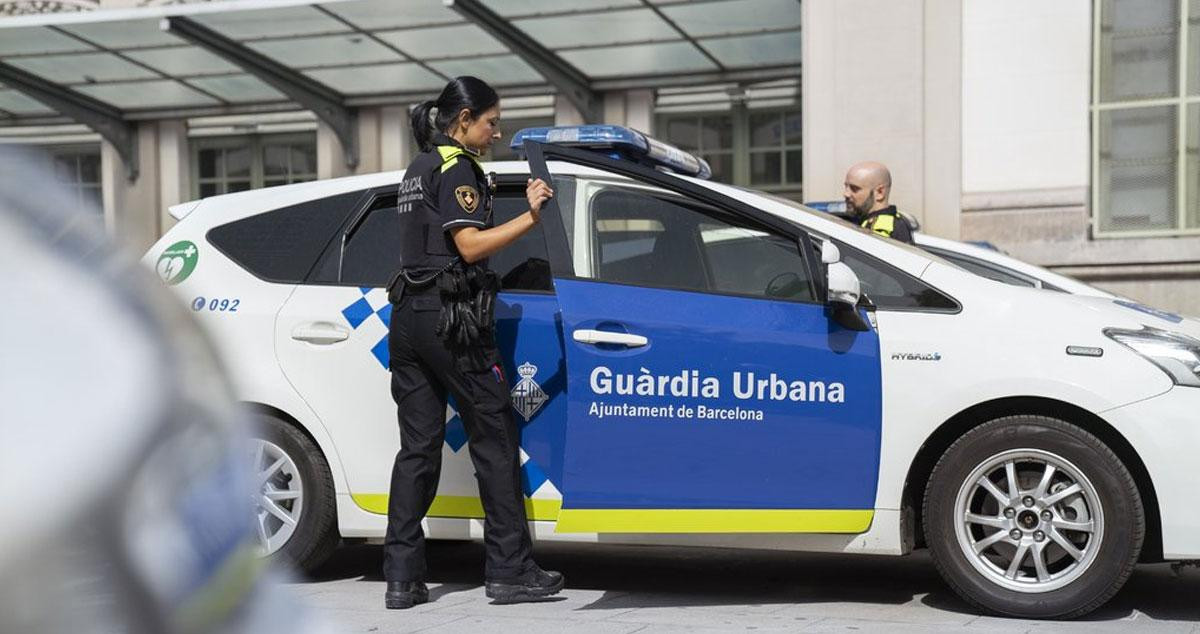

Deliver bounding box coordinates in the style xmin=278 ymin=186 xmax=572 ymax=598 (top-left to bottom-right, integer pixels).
xmin=510 ymin=362 xmax=548 ymax=421
xmin=454 ymin=185 xmax=479 ymax=214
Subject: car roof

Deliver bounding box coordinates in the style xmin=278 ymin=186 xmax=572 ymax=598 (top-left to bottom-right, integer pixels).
xmin=177 ymin=159 xmax=943 ymax=280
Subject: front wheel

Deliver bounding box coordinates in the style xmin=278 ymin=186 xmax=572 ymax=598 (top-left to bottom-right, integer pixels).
xmin=923 ymin=416 xmax=1144 ymax=619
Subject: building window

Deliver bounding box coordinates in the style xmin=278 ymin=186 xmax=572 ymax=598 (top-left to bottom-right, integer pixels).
xmin=1093 ymin=0 xmax=1200 ymax=237
xmin=50 ymin=146 xmax=101 ymax=213
xmin=748 ymin=110 xmax=802 ymax=188
xmin=661 ymin=114 xmax=735 ymax=183
xmin=192 ymin=133 xmax=316 ymax=199
xmin=658 ymin=107 xmax=801 ymax=198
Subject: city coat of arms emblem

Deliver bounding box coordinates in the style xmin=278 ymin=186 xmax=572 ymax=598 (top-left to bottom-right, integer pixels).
xmin=510 ymin=362 xmax=548 ymax=421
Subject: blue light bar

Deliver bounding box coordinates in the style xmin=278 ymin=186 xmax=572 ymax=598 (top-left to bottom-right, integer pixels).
xmin=511 ymin=124 xmax=711 ymax=180
xmin=804 ymin=200 xmax=847 ymax=213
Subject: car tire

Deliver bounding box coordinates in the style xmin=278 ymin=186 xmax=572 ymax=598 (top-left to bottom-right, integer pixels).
xmin=923 ymin=415 xmax=1144 ymax=619
xmin=251 ymin=413 xmax=339 ymax=573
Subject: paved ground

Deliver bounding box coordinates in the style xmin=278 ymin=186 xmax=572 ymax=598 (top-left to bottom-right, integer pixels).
xmin=287 ymin=541 xmax=1200 ymax=633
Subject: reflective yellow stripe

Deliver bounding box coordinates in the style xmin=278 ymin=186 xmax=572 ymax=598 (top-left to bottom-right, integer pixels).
xmin=553 ymin=509 xmax=874 ymax=533
xmin=862 ymin=213 xmax=895 ymax=237
xmin=352 ymin=494 xmax=872 ymax=533
xmin=352 ymin=494 xmax=562 ymax=521
xmin=436 ymin=145 xmax=481 ymax=173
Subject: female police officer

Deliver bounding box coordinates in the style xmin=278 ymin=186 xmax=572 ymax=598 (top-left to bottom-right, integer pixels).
xmin=383 ymin=76 xmax=561 ymax=610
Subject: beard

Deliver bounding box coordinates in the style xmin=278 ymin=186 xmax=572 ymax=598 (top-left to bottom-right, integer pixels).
xmin=846 ymin=197 xmax=872 ymax=218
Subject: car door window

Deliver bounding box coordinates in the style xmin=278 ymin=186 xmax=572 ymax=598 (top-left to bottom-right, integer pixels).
xmin=581 ymin=182 xmax=814 ymax=301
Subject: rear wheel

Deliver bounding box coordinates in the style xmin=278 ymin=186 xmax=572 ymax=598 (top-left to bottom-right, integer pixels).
xmin=923 ymin=416 xmax=1143 ymax=619
xmin=251 ymin=414 xmax=339 ymax=572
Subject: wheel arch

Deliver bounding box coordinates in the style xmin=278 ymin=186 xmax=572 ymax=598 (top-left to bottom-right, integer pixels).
xmin=901 ymin=396 xmax=1163 ymax=562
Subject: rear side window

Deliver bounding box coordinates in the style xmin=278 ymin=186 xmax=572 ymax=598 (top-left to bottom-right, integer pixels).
xmin=338 ymin=193 xmax=401 ymax=287
xmin=207 ymin=190 xmax=364 ymax=283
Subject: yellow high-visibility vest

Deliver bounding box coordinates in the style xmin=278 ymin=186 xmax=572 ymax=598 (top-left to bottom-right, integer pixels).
xmin=862 ymin=212 xmax=896 ymax=237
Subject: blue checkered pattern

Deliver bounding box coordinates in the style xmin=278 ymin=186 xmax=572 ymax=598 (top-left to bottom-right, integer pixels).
xmin=340 ymin=287 xmax=391 ymax=370
xmin=521 ymin=458 xmax=549 ymax=496
xmin=339 ymin=288 xmax=552 ymax=496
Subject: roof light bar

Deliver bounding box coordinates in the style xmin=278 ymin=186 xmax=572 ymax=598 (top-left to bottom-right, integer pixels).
xmin=511 ymin=125 xmax=712 ymax=180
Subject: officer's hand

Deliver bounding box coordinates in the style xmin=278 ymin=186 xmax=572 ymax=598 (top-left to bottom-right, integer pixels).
xmin=527 ymin=178 xmax=554 ymax=220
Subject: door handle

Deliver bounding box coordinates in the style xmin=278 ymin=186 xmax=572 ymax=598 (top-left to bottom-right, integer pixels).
xmin=572 ymin=329 xmax=649 ymax=348
xmin=291 ymin=324 xmax=350 ymax=345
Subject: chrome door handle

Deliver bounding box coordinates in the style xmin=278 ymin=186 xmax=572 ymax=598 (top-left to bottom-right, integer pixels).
xmin=572 ymin=329 xmax=649 ymax=348
xmin=291 ymin=324 xmax=349 ymax=345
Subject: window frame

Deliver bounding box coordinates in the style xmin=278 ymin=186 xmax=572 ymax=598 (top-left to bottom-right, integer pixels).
xmin=1091 ymin=0 xmax=1200 ymax=238
xmin=191 ymin=132 xmax=317 ymax=199
xmin=47 ymin=144 xmax=102 ymax=213
xmin=529 ymin=142 xmax=824 ymax=305
xmin=576 ymin=180 xmax=819 ymax=304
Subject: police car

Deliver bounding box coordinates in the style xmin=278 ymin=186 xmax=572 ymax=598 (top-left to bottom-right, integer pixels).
xmin=144 ymin=125 xmax=1200 ymax=619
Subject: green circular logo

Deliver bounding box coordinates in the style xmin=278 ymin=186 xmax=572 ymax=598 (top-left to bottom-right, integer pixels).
xmin=156 ymin=240 xmax=199 ymax=286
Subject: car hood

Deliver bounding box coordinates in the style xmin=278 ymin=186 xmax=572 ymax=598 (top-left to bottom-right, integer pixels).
xmin=1066 ymin=293 xmax=1200 ymax=340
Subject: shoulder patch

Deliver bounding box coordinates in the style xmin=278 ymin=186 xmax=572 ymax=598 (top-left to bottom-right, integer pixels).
xmin=455 ymin=185 xmax=480 ymax=214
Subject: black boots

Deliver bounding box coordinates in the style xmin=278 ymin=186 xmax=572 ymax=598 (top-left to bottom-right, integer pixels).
xmin=384 ymin=581 xmax=429 ymax=610
xmin=386 ymin=566 xmax=565 ymax=608
xmin=484 ymin=565 xmax=565 ymax=602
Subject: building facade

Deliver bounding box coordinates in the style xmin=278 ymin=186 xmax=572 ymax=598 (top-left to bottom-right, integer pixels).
xmin=804 ymin=0 xmax=1200 ymax=315
xmin=1 ymin=0 xmax=1197 ymax=314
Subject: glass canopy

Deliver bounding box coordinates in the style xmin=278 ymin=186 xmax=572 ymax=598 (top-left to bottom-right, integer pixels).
xmin=0 ymin=0 xmax=799 ymax=120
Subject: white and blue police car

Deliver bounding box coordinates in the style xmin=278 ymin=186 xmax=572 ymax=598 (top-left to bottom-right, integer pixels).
xmin=144 ymin=125 xmax=1200 ymax=619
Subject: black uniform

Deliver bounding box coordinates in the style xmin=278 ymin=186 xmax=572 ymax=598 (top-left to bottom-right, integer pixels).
xmin=383 ymin=133 xmax=533 ymax=583
xmin=859 ymin=205 xmax=914 ymax=244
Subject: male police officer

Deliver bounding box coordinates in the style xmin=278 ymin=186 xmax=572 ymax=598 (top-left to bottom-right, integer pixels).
xmin=842 ymin=161 xmax=914 ymax=243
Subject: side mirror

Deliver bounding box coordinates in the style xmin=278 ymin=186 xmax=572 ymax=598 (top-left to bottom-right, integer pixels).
xmin=821 ymin=240 xmax=841 ymax=265
xmin=821 ymin=242 xmax=870 ymax=332
xmin=827 ymin=261 xmax=861 ymax=306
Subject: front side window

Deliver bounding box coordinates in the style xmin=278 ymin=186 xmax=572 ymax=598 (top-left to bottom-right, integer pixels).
xmin=836 ymin=242 xmax=959 ymax=311
xmin=574 ymin=180 xmax=814 ymax=302
xmin=1093 ymin=0 xmax=1200 ymax=236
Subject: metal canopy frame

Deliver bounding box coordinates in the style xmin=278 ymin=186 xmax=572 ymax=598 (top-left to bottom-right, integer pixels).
xmin=445 ymin=0 xmax=602 ymax=123
xmin=161 ymin=15 xmax=359 ymax=170
xmin=0 ymin=60 xmax=138 ymax=180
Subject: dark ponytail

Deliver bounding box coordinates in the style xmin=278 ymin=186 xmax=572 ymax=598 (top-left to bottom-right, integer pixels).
xmin=410 ymin=76 xmax=499 ymax=152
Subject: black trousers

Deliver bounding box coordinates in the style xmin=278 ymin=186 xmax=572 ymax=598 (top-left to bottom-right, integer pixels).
xmin=382 ymin=291 xmax=533 ymax=582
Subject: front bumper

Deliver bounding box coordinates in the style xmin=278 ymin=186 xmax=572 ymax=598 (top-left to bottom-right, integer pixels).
xmin=1104 ymin=386 xmax=1200 ymax=559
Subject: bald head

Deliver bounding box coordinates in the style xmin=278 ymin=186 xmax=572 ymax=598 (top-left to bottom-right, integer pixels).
xmin=843 ymin=161 xmax=892 ymax=218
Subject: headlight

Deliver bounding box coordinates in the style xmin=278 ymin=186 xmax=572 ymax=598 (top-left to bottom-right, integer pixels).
xmin=1104 ymin=326 xmax=1200 ymax=388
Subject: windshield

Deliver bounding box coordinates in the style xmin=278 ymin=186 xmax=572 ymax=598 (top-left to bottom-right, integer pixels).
xmin=738 ymin=188 xmax=964 ymax=266
xmin=746 ymin=190 xmax=1121 ymax=298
